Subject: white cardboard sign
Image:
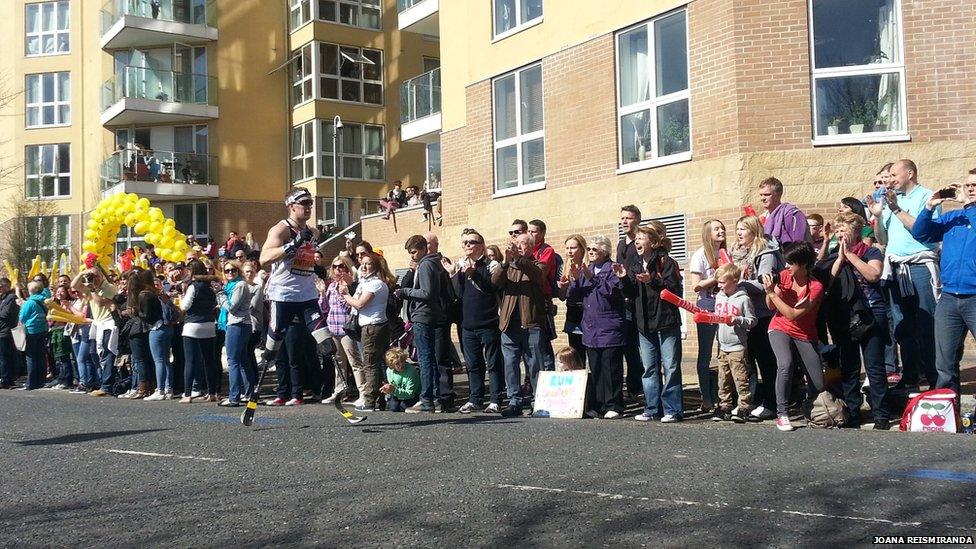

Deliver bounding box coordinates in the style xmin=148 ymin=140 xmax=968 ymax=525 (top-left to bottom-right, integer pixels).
xmin=532 ymin=370 xmax=588 ymax=419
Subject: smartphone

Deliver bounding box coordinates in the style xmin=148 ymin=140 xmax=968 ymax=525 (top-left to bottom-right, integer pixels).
xmin=937 ymin=187 xmax=956 ymax=199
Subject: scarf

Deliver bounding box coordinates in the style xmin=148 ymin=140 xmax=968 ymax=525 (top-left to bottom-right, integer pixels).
xmin=217 ymin=278 xmax=241 ymax=330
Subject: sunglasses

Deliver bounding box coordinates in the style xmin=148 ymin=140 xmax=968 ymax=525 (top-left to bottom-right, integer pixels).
xmin=873 ymin=180 xmax=884 ymax=185
xmin=462 ymin=240 xmax=483 ymax=246
xmin=508 ymin=230 xmax=524 ymax=236
xmin=296 ymin=200 xmax=314 ymax=207
xmin=224 ymin=268 xmax=238 ymax=273
xmin=586 ymin=247 xmax=602 ymax=252
xmin=332 ymin=264 xmax=347 ymax=269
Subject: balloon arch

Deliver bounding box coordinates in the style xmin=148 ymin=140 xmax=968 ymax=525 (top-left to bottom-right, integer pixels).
xmin=82 ymin=192 xmax=191 ymax=269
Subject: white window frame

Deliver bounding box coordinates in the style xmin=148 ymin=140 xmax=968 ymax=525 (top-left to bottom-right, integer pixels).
xmin=25 ymin=215 xmax=71 ymax=265
xmin=615 ymin=9 xmax=692 ymax=174
xmin=292 ymin=43 xmax=315 ymax=106
xmin=291 ymin=121 xmax=317 ymax=183
xmin=25 ymin=72 xmax=71 ymax=128
xmin=808 ymin=0 xmax=909 ymax=146
xmin=289 ymin=0 xmax=312 ymax=30
xmin=25 ymin=143 xmax=71 ymax=199
xmin=317 ymin=42 xmax=384 ymax=106
xmin=321 ymin=120 xmax=386 ymax=182
xmin=492 ymin=0 xmax=544 ymax=42
xmin=492 ymin=63 xmax=546 ymax=198
xmin=316 ymin=0 xmax=381 ymax=31
xmin=25 ymin=1 xmax=70 ymax=57
xmin=320 ymin=197 xmax=350 ymax=227
xmin=173 ymin=202 xmax=210 ymax=241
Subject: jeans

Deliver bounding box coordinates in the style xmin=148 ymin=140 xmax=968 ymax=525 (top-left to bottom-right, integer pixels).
xmin=837 ymin=310 xmax=890 ymax=422
xmin=413 ymin=322 xmax=454 ymax=405
xmin=461 ymin=327 xmax=505 ymax=405
xmin=747 ymin=316 xmax=777 ymax=410
xmin=695 ymin=322 xmax=719 ymax=407
xmin=934 ymin=292 xmax=976 ymax=395
xmin=637 ymin=327 xmax=683 ymax=417
xmin=387 ymin=395 xmax=419 ymax=412
xmin=56 ymin=358 xmax=73 ymax=387
xmin=25 ymin=332 xmax=49 ymax=390
xmin=225 ymin=323 xmax=253 ymax=402
xmin=129 ymin=332 xmax=153 ymax=387
xmin=887 ymin=264 xmax=939 ymax=387
xmin=183 ymin=336 xmax=218 ymax=397
xmin=149 ymin=326 xmax=173 ymax=393
xmin=501 ymin=324 xmax=545 ymax=409
xmin=97 ymin=331 xmax=117 ymax=393
xmin=73 ymin=333 xmax=99 ymax=389
xmin=0 ymin=336 xmax=15 ymax=386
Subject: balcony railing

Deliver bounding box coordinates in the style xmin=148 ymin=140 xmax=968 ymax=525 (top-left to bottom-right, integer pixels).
xmin=100 ymin=0 xmax=217 ymax=34
xmin=397 ymin=0 xmax=428 ymax=12
xmin=101 ymin=66 xmax=218 ymax=111
xmin=400 ymin=68 xmax=440 ymax=124
xmin=101 ymin=148 xmax=218 ymax=190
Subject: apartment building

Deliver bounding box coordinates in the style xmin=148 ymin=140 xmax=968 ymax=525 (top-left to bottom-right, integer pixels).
xmin=360 ymin=0 xmax=976 ymax=350
xmin=0 ymin=0 xmax=431 ymax=267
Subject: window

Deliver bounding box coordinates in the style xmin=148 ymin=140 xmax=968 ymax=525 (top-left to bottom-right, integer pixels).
xmin=292 ymin=43 xmax=314 ymax=105
xmin=25 ymin=216 xmax=70 ymax=264
xmin=115 ymin=226 xmax=145 ymax=258
xmin=291 ymin=121 xmax=316 ymax=183
xmin=26 ymin=143 xmax=70 ymax=199
xmin=493 ymin=0 xmax=542 ymax=39
xmin=26 ymin=72 xmax=70 ymax=127
xmin=492 ymin=63 xmax=544 ymax=194
xmin=426 ymin=142 xmax=441 ymax=190
xmin=809 ymin=0 xmax=907 ymax=142
xmin=321 ymin=198 xmax=349 ymax=227
xmin=174 ymin=203 xmax=209 ymax=240
xmin=319 ymin=43 xmax=383 ymax=105
xmin=364 ymin=199 xmax=382 ymax=216
xmin=25 ymin=1 xmax=69 ymax=56
xmin=318 ymin=0 xmax=381 ymax=30
xmin=289 ymin=0 xmax=311 ymax=29
xmin=616 ymin=9 xmax=690 ymax=169
xmin=321 ymin=120 xmax=385 ymax=181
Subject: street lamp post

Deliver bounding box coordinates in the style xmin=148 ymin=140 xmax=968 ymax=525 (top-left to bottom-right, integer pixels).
xmin=332 ymin=115 xmax=342 ymax=229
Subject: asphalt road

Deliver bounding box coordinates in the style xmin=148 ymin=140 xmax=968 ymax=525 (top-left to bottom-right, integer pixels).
xmin=1 ymin=389 xmax=975 ymax=548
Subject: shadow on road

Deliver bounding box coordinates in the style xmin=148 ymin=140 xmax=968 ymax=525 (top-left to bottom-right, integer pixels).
xmin=14 ymin=429 xmax=170 ymax=446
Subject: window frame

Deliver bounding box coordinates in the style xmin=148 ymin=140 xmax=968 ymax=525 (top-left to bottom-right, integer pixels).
xmin=317 ymin=42 xmax=384 ymax=107
xmin=25 ymin=1 xmax=70 ymax=57
xmin=24 ymin=215 xmax=71 ymax=265
xmin=614 ymin=8 xmax=692 ymax=174
xmin=291 ymin=121 xmax=317 ymax=183
xmin=173 ymin=202 xmax=210 ymax=241
xmin=320 ymin=120 xmax=386 ymax=182
xmin=808 ymin=0 xmax=910 ymax=146
xmin=25 ymin=72 xmax=71 ymax=128
xmin=491 ymin=62 xmax=546 ymax=198
xmin=320 ymin=197 xmax=350 ymax=227
xmin=492 ymin=0 xmax=544 ymax=42
xmin=292 ymin=43 xmax=315 ymax=106
xmin=25 ymin=143 xmax=71 ymax=200
xmin=316 ymin=0 xmax=382 ymax=31
xmin=289 ymin=0 xmax=312 ymax=30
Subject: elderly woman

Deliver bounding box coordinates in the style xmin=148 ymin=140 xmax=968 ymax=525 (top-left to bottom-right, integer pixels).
xmin=564 ymin=235 xmax=628 ymax=419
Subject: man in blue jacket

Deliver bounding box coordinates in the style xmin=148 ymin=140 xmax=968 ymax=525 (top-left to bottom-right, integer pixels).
xmin=912 ymin=170 xmax=976 ymax=395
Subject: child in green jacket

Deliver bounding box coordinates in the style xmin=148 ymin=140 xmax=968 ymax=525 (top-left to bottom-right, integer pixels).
xmin=381 ymin=348 xmax=420 ymax=412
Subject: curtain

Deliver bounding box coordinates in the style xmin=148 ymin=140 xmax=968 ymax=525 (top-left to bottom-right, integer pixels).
xmin=876 ymin=1 xmax=898 ymax=130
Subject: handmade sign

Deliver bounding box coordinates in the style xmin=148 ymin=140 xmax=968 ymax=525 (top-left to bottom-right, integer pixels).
xmin=532 ymin=370 xmax=588 ymax=419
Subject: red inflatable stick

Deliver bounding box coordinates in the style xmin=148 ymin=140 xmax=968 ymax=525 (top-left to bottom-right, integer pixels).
xmin=743 ymin=205 xmax=757 ymax=217
xmin=660 ymin=289 xmax=704 ymax=314
xmin=693 ymin=311 xmax=733 ymax=325
xmin=718 ymin=249 xmax=732 ymax=266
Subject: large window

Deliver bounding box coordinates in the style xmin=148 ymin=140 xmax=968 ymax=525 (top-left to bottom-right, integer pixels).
xmin=492 ymin=63 xmax=544 ymax=194
xmin=290 ymin=0 xmax=381 ymax=30
xmin=321 ymin=120 xmax=385 ymax=181
xmin=320 ymin=198 xmax=350 ymax=227
xmin=174 ymin=203 xmax=209 ymax=240
xmin=26 ymin=72 xmax=70 ymax=128
xmin=426 ymin=142 xmax=441 ymax=190
xmin=291 ymin=42 xmax=383 ymax=106
xmin=25 ymin=1 xmax=69 ymax=56
xmin=292 ymin=44 xmax=314 ymax=105
xmin=25 ymin=216 xmax=70 ymax=264
xmin=26 ymin=143 xmax=70 ymax=199
xmin=616 ymin=9 xmax=690 ymax=170
xmin=809 ymin=0 xmax=906 ymax=143
xmin=291 ymin=121 xmax=316 ymax=182
xmin=493 ymin=0 xmax=543 ymax=39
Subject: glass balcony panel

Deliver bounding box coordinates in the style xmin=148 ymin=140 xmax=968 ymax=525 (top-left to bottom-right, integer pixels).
xmin=399 ymin=68 xmax=441 ymax=124
xmin=101 ymin=66 xmax=217 ymax=110
xmin=100 ymin=0 xmax=217 ymax=34
xmin=101 ymin=148 xmax=218 ymax=190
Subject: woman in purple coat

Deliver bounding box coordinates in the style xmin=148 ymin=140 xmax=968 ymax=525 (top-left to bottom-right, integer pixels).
xmin=563 ymin=235 xmax=628 ymax=419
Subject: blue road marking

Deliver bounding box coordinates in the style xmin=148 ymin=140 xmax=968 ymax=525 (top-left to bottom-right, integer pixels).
xmin=194 ymin=414 xmax=283 ymax=426
xmin=894 ymin=469 xmax=976 ymax=483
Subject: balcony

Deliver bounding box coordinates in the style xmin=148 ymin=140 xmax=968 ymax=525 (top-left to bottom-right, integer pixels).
xmin=101 ymin=66 xmax=219 ymax=126
xmin=100 ymin=148 xmax=219 ymax=200
xmin=400 ymin=68 xmax=441 ymax=143
xmin=397 ymin=0 xmax=438 ymax=37
xmin=100 ymin=0 xmax=217 ymax=50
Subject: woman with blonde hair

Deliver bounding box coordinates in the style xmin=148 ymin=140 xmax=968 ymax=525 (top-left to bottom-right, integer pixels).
xmin=557 ymin=234 xmax=588 ymax=365
xmin=688 ymin=219 xmax=727 ymax=412
xmin=730 ymin=215 xmax=783 ymax=421
xmin=340 ymin=252 xmax=392 ymax=411
xmin=319 ymin=253 xmax=365 ymax=405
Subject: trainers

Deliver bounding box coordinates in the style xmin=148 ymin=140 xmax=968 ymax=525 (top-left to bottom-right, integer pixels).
xmin=190 ymin=390 xmax=203 ymax=398
xmin=483 ymin=403 xmax=501 ymax=414
xmin=634 ymin=412 xmax=654 ymax=422
xmin=872 ymin=418 xmax=891 ymax=431
xmin=434 ymin=401 xmax=456 ymax=413
xmin=352 ymin=398 xmax=367 ymax=408
xmin=69 ymin=387 xmax=87 ymax=394
xmin=144 ymin=391 xmax=165 ymax=401
xmin=660 ymin=414 xmax=681 ymax=423
xmin=732 ymin=408 xmax=749 ymax=423
xmin=90 ymin=389 xmax=110 ymax=397
xmin=353 ymin=403 xmax=373 ymax=412
xmin=712 ymin=409 xmax=732 ymax=422
xmin=750 ymin=405 xmax=776 ymax=421
xmin=405 ymin=401 xmax=433 ymax=414
xmin=603 ymin=410 xmax=621 ymax=420
xmin=775 ymin=415 xmax=794 ymax=431
xmin=265 ymin=397 xmax=287 ymax=406
xmin=500 ymin=406 xmax=523 ymax=418
xmin=458 ymin=402 xmax=482 ymax=414
xmin=321 ymin=394 xmax=338 ymax=404
xmin=285 ymin=398 xmax=303 ymax=406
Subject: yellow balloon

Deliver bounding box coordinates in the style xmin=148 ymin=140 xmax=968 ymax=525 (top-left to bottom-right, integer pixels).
xmin=149 ymin=208 xmax=164 ymax=222
xmin=84 ymin=229 xmax=99 ymax=240
xmin=126 ymin=193 xmax=139 ymax=203
xmin=162 ymin=225 xmax=175 ymax=237
xmin=175 ymin=240 xmax=188 ymax=251
xmin=134 ymin=221 xmax=149 ymax=234
xmin=83 ymin=242 xmax=97 ymax=253
xmin=149 ymin=222 xmax=162 ymax=234
xmin=87 ymin=219 xmax=100 ymax=230
xmin=124 ymin=213 xmax=138 ymax=227
xmin=159 ymin=237 xmax=174 ymax=249
xmin=136 ymin=198 xmax=150 ymax=211
xmin=164 ymin=218 xmax=175 ymax=228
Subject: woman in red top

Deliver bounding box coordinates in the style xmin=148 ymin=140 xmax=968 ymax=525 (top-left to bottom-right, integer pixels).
xmin=761 ymin=241 xmax=824 ymax=432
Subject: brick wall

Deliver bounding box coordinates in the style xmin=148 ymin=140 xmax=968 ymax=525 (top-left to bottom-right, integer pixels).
xmin=209 ymin=200 xmax=283 ymax=245
xmin=688 ymin=0 xmax=741 ymax=159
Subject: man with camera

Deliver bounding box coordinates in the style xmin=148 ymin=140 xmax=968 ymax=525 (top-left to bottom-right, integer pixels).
xmin=912 ymin=170 xmax=976 ymax=396
xmin=72 ymin=267 xmax=119 ymax=397
xmin=865 ymin=159 xmax=941 ymax=390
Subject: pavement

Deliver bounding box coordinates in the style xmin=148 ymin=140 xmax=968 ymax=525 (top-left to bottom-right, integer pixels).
xmin=1 ymin=388 xmax=976 ymax=547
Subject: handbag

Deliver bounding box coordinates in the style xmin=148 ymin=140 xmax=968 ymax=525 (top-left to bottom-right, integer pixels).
xmin=848 ymin=303 xmax=876 ymax=343
xmin=11 ymin=324 xmax=26 ymax=352
xmin=343 ymin=311 xmax=362 ymax=341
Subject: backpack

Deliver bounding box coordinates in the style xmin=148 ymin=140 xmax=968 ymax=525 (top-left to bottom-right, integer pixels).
xmin=900 ymin=388 xmax=959 ymax=433
xmin=805 ymin=391 xmax=850 ymax=428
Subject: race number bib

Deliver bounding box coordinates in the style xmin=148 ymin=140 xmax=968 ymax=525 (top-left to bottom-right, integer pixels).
xmin=291 ymin=244 xmax=315 ymax=276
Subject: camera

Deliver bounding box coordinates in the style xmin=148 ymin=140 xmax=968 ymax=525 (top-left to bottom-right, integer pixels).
xmin=937 ymin=187 xmax=957 ymax=200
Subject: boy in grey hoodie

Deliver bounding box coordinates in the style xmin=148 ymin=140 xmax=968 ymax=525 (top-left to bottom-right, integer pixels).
xmin=711 ymin=263 xmax=757 ymax=422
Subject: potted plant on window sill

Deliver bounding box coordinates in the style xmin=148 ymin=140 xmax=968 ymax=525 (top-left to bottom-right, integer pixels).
xmin=827 ymin=116 xmax=843 ymax=136
xmin=660 ymin=119 xmax=689 ymax=157
xmin=848 ymin=99 xmax=878 ymax=134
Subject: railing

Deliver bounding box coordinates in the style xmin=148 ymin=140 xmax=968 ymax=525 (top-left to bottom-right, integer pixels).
xmin=400 ymin=68 xmax=440 ymax=124
xmin=397 ymin=0 xmax=430 ymax=13
xmin=100 ymin=0 xmax=217 ymax=34
xmin=100 ymin=148 xmax=218 ymax=190
xmin=101 ymin=65 xmax=218 ymax=111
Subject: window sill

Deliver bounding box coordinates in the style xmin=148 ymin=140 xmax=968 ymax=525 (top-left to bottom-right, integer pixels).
xmin=492 ymin=181 xmax=546 ymax=199
xmin=615 ymin=151 xmax=692 ymax=175
xmin=25 ymin=51 xmax=71 ymax=59
xmin=312 ymin=17 xmax=382 ymax=32
xmin=313 ymin=97 xmax=385 ymax=109
xmin=26 ymin=123 xmax=72 ymax=130
xmin=26 ymin=195 xmax=72 ymax=201
xmin=491 ymin=17 xmax=543 ymax=43
xmin=812 ymin=133 xmax=911 ymax=147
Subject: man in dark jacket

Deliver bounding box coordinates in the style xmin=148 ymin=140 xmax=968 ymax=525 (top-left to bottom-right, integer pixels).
xmin=396 ymin=234 xmax=454 ymax=412
xmin=0 ymin=278 xmax=20 ymax=388
xmin=617 ymin=204 xmax=644 ymax=400
xmin=453 ymin=229 xmax=505 ymax=413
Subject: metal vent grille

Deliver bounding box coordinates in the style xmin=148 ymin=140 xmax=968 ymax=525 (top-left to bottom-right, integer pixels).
xmin=617 ymin=213 xmax=688 ymax=264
